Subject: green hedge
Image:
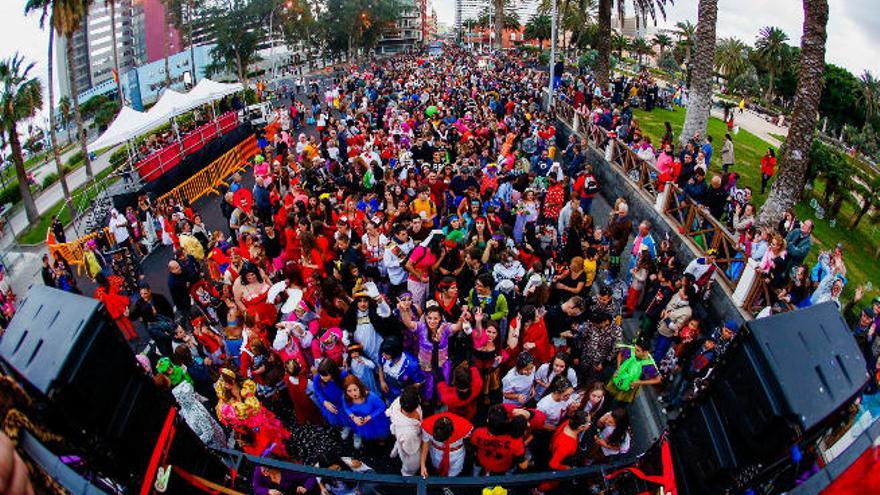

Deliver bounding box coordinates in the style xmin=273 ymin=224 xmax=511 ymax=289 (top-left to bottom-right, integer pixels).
xmin=65 ymin=150 xmax=83 ymax=168
xmin=41 ymin=172 xmax=58 ymax=189
xmin=109 ymin=147 xmax=128 ymax=167
xmin=0 ymin=184 xmax=22 ymax=206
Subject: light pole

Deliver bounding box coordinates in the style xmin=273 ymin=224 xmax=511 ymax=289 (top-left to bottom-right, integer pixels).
xmin=548 ymin=0 xmax=558 ymax=108
xmin=269 ymin=1 xmax=293 ymax=81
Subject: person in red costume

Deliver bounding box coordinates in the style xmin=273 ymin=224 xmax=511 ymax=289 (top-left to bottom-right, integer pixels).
xmin=437 ymin=366 xmax=483 ymax=421
xmin=507 ymin=305 xmax=554 ymax=367
xmin=470 ymin=404 xmax=527 ymax=475
xmin=420 ymin=412 xmax=473 ymax=477
xmin=537 ymin=411 xmax=591 ymax=493
xmin=93 ymin=272 xmax=137 ymax=341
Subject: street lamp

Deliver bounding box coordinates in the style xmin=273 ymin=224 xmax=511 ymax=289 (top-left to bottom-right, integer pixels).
xmin=270 ymin=1 xmax=294 ymax=81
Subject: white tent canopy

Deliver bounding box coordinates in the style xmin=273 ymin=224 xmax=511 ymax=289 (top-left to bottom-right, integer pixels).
xmin=87 ymin=106 xmax=152 ymax=152
xmin=87 ymin=78 xmax=244 ymax=152
xmin=188 ymin=79 xmax=244 ymax=104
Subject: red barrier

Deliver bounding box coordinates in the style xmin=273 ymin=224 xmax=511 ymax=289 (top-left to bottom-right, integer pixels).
xmin=133 ymin=113 xmax=240 ymax=182
xmin=218 ymin=112 xmax=239 ymax=134
xmin=182 ymin=132 xmax=205 ymax=155
xmin=135 ymin=153 xmax=163 ymax=182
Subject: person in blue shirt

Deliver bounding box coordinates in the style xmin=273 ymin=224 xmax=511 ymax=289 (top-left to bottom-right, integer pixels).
xmin=342 ymin=375 xmax=391 ymax=449
xmin=313 ymin=359 xmax=352 ymax=436
xmin=702 ymin=135 xmax=714 ymax=168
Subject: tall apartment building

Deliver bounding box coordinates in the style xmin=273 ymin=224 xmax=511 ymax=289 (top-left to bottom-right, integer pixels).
xmin=56 ymin=0 xmax=183 ymax=101
xmin=454 ymin=0 xmax=540 ymax=37
xmin=377 ymin=0 xmax=425 ymax=54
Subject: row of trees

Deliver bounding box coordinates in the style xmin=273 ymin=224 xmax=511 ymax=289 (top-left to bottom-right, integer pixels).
xmin=202 ymin=0 xmax=402 ymax=88
xmin=497 ymin=0 xmax=831 ymax=224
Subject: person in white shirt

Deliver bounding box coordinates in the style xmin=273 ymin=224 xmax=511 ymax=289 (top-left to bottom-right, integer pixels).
xmin=386 ymin=387 xmax=423 ymax=476
xmin=502 ymin=353 xmax=536 ymax=407
xmin=534 ymin=352 xmax=579 ymax=398
xmin=108 ymin=209 xmax=131 ymax=251
xmin=536 ymin=376 xmax=577 ymax=429
xmin=557 ymin=197 xmax=583 ymax=240
xmin=381 ymin=225 xmax=414 ymax=299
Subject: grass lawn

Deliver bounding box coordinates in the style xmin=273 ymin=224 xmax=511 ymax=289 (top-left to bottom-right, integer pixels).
xmin=632 ymin=107 xmax=879 ymax=299
xmin=633 ymin=108 xmax=777 ymax=208
xmin=18 ymin=165 xmax=118 ymax=245
xmin=769 ymin=133 xmax=786 ymax=143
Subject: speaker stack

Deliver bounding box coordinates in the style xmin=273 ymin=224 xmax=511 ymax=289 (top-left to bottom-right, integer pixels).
xmin=0 ymin=286 xmax=226 ymax=490
xmin=667 ymin=302 xmax=870 ymax=495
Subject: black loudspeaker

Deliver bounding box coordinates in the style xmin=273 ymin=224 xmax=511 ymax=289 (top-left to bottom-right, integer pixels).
xmin=0 ymin=286 xmax=226 ymax=488
xmin=668 ymin=302 xmax=870 ymax=495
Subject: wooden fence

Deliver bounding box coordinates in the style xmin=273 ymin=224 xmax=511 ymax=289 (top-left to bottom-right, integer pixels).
xmin=556 ymin=100 xmax=768 ymax=316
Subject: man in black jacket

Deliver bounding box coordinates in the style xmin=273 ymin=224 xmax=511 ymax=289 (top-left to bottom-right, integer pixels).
xmin=167 ymin=260 xmax=192 ymax=313
xmin=130 ymin=283 xmax=175 ymax=356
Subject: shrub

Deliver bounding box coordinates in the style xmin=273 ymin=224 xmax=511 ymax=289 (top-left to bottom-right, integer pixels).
xmin=42 ymin=172 xmax=59 ymax=189
xmin=66 ymin=150 xmax=83 ymax=169
xmin=109 ymin=147 xmax=129 ymax=167
xmin=0 ymin=184 xmax=22 ymax=206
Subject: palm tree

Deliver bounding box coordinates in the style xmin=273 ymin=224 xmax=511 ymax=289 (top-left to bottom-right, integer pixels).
xmin=679 ymin=0 xmax=718 ymax=149
xmin=675 ymin=20 xmax=695 ymax=85
xmin=525 ymin=14 xmax=552 ymax=50
xmin=715 ymin=37 xmax=750 ymax=83
xmin=756 ymin=26 xmax=790 ymax=103
xmin=595 ymin=0 xmax=671 ymax=88
xmin=161 ymin=0 xmax=177 ymax=87
xmin=858 ymin=71 xmax=879 ymax=123
xmin=57 ymin=0 xmax=95 ymax=181
xmin=611 ymin=31 xmax=629 ymax=59
xmin=493 ymin=0 xmax=504 ymax=50
xmin=59 ymin=95 xmax=72 ymax=142
xmin=106 ymin=0 xmax=124 ymax=105
xmin=850 ymin=176 xmax=880 ymax=228
xmin=24 ymin=0 xmax=74 ymax=212
xmin=630 ymin=37 xmax=651 ymax=66
xmin=757 ymin=0 xmax=830 ymax=226
xmin=652 ymin=32 xmax=672 ymax=60
xmin=0 ymin=54 xmax=43 ymax=224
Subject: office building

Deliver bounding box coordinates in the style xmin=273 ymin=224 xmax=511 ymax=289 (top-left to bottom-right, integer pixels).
xmin=454 ymin=0 xmax=540 ymax=38
xmin=57 ymin=0 xmax=183 ymax=101
xmin=377 ymin=0 xmax=426 ymax=54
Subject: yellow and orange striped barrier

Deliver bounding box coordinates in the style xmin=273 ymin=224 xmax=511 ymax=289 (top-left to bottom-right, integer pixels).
xmin=48 ymin=135 xmax=260 ymax=271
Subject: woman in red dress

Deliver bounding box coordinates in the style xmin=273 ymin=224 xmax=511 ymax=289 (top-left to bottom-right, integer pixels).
xmin=233 ymin=262 xmax=277 ymax=328
xmin=93 ymin=273 xmax=137 ymax=341
xmin=506 ymin=305 xmax=554 ymax=368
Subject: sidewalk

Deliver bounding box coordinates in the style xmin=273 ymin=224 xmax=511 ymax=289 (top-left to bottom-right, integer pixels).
xmin=1 ymin=145 xmax=119 ymax=298
xmin=710 ymin=106 xmax=787 ymax=148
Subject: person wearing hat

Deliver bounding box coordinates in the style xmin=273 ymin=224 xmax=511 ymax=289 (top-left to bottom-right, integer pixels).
xmin=710 ymin=320 xmax=739 ymax=357
xmin=340 ymin=289 xmax=395 ymax=364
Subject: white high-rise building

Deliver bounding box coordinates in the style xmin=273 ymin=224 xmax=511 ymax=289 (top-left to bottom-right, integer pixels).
xmin=455 ymin=0 xmax=540 ymax=36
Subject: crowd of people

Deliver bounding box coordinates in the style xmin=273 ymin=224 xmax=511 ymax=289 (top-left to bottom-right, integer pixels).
xmin=27 ymin=45 xmax=879 ymax=493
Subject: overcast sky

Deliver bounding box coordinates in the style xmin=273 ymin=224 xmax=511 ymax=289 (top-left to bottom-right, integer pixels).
xmin=1 ymin=0 xmax=877 ymax=118
xmin=433 ymin=0 xmax=879 ymax=76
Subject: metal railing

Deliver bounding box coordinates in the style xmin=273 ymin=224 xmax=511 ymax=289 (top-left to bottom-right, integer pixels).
xmin=211 ymin=445 xmax=655 ymax=495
